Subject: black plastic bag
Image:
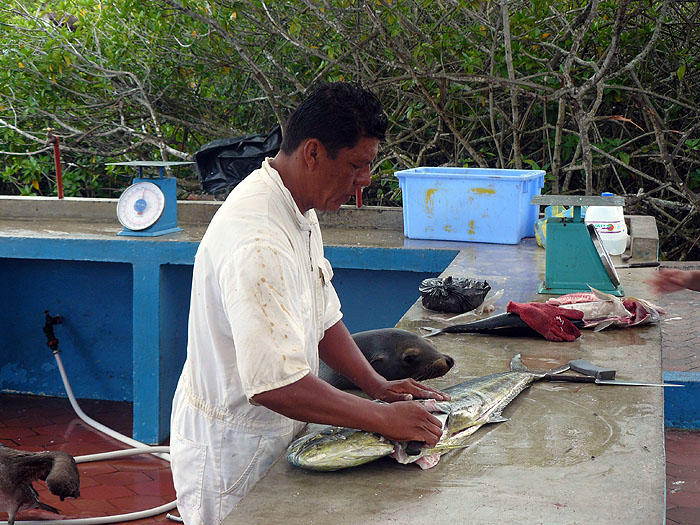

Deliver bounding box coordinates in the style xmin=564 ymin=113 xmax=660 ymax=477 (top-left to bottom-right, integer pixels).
xmin=419 ymin=276 xmax=491 ymax=314
xmin=194 ymin=125 xmax=282 ymax=194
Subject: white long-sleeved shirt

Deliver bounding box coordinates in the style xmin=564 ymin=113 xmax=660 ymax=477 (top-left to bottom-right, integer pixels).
xmin=174 ymin=158 xmax=342 ymax=435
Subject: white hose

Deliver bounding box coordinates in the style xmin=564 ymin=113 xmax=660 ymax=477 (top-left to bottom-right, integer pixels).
xmin=0 ymin=350 xmax=180 ymax=525
xmin=53 ymin=350 xmax=170 ymax=461
xmin=75 ymin=446 xmax=171 ymax=463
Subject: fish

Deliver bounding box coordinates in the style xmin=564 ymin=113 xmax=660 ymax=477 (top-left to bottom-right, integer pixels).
xmin=421 ymin=311 xmax=585 ymax=338
xmin=546 ymin=287 xmax=666 ymax=331
xmin=286 ymin=355 xmax=563 ymax=471
xmin=421 ymin=287 xmax=664 ymax=337
xmin=285 ymin=425 xmax=396 ymax=472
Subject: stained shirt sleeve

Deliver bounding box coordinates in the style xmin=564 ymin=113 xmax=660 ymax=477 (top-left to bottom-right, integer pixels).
xmin=221 ymin=239 xmax=311 ymax=399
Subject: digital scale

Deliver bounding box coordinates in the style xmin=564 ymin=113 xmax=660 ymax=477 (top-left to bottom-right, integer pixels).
xmin=110 ymin=161 xmax=193 ymax=237
xmin=531 ymin=194 xmax=625 ymax=297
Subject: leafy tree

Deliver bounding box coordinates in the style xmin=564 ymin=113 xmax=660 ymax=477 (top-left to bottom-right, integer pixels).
xmin=1 ymin=0 xmax=699 ymax=258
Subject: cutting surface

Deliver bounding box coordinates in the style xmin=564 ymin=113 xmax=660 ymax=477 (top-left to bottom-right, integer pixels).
xmin=223 ymin=242 xmax=665 ymax=524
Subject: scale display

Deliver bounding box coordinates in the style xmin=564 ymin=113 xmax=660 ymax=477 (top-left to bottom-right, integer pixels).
xmin=109 ymin=160 xmax=192 ymax=237
xmin=117 ymin=181 xmax=165 ymax=231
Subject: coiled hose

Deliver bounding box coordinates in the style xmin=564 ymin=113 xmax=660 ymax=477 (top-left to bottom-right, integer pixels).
xmin=0 ymin=313 xmax=182 ymax=524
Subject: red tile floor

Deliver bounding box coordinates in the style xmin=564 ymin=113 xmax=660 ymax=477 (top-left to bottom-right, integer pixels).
xmin=0 ymin=394 xmax=179 ymax=524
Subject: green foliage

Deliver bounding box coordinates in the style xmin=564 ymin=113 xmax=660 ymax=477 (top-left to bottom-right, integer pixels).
xmin=0 ymin=0 xmax=698 ymax=217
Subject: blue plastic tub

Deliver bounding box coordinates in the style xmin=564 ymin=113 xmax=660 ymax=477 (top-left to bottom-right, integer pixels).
xmin=395 ymin=167 xmax=545 ymax=244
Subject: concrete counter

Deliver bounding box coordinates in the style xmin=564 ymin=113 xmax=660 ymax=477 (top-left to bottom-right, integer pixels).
xmin=0 ymin=194 xmax=667 ymax=521
xmin=223 ymin=245 xmax=666 ymax=524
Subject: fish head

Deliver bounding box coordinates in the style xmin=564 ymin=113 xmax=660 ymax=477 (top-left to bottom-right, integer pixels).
xmin=286 ymin=427 xmax=395 ymax=471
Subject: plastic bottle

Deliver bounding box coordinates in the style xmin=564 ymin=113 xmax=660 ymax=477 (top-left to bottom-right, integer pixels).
xmin=584 ymin=192 xmax=629 ymax=255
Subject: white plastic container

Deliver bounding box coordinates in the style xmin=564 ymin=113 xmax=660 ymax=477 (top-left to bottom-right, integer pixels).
xmin=584 ymin=192 xmax=629 ymax=255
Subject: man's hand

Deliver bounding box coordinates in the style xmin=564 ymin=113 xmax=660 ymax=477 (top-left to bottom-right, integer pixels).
xmin=252 ymin=373 xmax=447 ymax=447
xmin=375 ymin=400 xmax=445 ymax=447
xmin=646 ymin=268 xmax=700 ymax=294
xmin=366 ymin=377 xmax=451 ymax=403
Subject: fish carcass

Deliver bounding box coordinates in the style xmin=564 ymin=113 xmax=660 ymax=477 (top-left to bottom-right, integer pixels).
xmin=546 ymin=287 xmax=665 ymax=331
xmin=286 ymin=355 xmax=563 ymax=471
xmin=421 ymin=311 xmax=585 ymax=338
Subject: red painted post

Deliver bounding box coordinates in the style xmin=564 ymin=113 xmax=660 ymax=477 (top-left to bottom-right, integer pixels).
xmin=48 ymin=133 xmax=64 ymax=199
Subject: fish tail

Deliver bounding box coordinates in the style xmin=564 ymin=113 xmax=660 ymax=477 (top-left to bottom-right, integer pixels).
xmin=420 ymin=327 xmax=443 ymax=338
xmin=509 ymin=354 xmax=528 ymax=372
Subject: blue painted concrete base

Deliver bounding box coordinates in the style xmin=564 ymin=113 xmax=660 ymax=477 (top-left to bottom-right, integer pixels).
xmin=664 ymin=371 xmax=700 ymax=429
xmin=0 ymin=237 xmax=458 ymax=444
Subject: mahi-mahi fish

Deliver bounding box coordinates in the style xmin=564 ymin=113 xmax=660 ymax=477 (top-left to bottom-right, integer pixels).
xmin=286 ymin=355 xmax=565 ymax=471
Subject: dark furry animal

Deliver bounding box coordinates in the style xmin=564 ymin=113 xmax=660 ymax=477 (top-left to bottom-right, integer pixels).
xmin=0 ymin=444 xmax=80 ymax=525
xmin=319 ymin=328 xmax=454 ymax=390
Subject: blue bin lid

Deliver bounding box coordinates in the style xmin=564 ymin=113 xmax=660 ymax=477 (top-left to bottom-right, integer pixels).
xmin=394 ymin=167 xmax=545 ymax=180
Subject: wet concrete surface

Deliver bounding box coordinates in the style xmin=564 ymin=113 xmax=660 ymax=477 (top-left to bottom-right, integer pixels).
xmin=224 ymin=244 xmax=667 ymax=524
xmin=0 ymin=197 xmax=680 ymax=523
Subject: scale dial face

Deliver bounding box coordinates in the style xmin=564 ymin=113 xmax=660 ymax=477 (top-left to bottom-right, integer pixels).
xmin=117 ymin=181 xmax=165 ymax=231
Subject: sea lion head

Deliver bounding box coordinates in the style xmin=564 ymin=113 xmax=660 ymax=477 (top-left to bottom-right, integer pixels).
xmin=355 ymin=328 xmax=454 ymax=382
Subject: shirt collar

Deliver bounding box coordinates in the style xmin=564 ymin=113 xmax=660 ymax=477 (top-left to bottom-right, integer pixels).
xmin=260 ymin=158 xmax=318 ymax=231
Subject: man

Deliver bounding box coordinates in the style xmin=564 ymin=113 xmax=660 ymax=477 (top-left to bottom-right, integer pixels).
xmin=170 ymin=82 xmax=449 ymax=525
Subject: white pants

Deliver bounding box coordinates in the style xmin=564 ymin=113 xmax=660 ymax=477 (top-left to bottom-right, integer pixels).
xmin=170 ymin=388 xmax=302 ymax=525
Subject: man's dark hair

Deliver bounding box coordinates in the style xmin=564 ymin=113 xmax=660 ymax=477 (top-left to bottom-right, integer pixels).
xmin=280 ymin=82 xmax=387 ymax=158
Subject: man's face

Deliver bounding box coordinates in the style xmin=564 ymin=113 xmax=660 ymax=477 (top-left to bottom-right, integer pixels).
xmin=311 ymin=136 xmax=379 ymax=212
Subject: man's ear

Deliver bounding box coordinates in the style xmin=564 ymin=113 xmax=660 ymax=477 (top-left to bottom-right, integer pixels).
xmin=302 ymin=138 xmax=321 ymax=169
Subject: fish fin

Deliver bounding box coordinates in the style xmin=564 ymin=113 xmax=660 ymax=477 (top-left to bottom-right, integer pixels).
xmin=593 ymin=319 xmax=615 ymax=332
xmin=587 ymin=285 xmax=618 ymax=303
xmin=420 ymin=327 xmax=442 ymax=338
xmin=509 ymin=353 xmax=529 ymax=372
xmin=444 ymin=311 xmax=478 ymax=323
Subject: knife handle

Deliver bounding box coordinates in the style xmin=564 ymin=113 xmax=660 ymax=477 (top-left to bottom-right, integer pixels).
xmin=544 ymin=374 xmax=597 ymax=383
xmin=405 ymin=441 xmax=424 ymax=456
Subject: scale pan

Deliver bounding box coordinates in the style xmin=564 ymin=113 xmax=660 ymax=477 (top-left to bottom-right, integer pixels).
xmin=587 ymin=223 xmax=621 ymax=287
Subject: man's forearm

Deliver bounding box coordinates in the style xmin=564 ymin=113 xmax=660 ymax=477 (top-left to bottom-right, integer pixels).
xmin=317 ymin=320 xmax=386 ymax=396
xmin=251 ymin=372 xmax=385 ymax=431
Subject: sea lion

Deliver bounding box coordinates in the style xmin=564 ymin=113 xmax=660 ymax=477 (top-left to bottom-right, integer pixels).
xmin=319 ymin=328 xmax=454 ymax=390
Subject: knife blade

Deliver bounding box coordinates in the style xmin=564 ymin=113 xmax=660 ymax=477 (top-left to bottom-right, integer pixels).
xmin=543 ymin=374 xmax=682 ymax=387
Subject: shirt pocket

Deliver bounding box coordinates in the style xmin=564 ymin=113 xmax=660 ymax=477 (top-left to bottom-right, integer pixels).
xmin=171 ymin=429 xmax=207 ymax=512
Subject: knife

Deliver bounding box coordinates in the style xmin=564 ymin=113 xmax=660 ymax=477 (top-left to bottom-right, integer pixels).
xmin=614 ymin=261 xmax=660 ymax=269
xmin=543 ymin=374 xmax=682 ymax=387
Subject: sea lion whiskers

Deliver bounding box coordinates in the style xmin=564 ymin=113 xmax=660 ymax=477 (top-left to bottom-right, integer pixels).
xmin=409 ymin=355 xmax=455 ymax=381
